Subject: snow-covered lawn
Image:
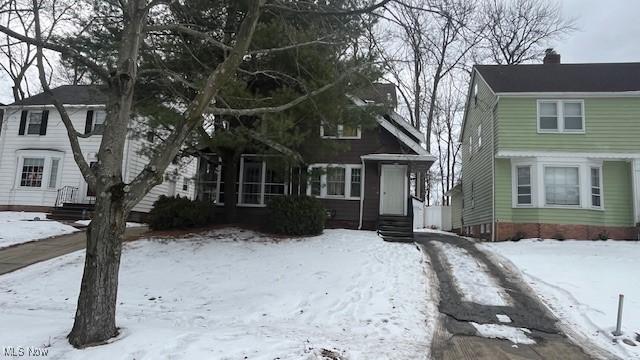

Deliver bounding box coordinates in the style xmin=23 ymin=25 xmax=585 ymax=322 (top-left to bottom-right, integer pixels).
xmin=414 ymin=228 xmax=456 ymax=236
xmin=481 ymin=239 xmax=640 ymax=360
xmin=433 ymin=241 xmax=511 ymax=306
xmin=0 ymin=211 xmax=79 ymax=249
xmin=0 ymin=228 xmax=435 ymax=360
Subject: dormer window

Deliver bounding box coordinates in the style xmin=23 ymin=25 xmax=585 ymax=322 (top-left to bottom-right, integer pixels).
xmin=320 ymin=124 xmax=361 ymax=139
xmin=537 ymin=100 xmax=584 ymax=133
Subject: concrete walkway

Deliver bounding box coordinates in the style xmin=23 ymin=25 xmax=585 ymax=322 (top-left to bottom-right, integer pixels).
xmin=0 ymin=226 xmax=148 ymax=275
xmin=415 ymin=232 xmax=612 ymax=360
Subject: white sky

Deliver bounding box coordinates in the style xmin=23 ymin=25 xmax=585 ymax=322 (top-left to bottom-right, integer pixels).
xmin=1 ymin=0 xmax=639 ymax=103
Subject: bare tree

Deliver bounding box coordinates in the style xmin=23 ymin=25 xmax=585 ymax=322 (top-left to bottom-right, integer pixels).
xmin=482 ymin=0 xmax=575 ymax=64
xmin=0 ymin=0 xmax=391 ymax=348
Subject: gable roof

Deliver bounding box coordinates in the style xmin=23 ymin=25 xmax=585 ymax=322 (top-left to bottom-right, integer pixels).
xmin=352 ymin=83 xmax=398 ymax=108
xmin=475 ymin=62 xmax=640 ymax=93
xmin=9 ymin=85 xmax=108 ymax=106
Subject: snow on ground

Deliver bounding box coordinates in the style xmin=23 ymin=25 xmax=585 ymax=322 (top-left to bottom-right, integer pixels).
xmin=0 ymin=211 xmax=79 ymax=249
xmin=0 ymin=228 xmax=435 ymax=360
xmin=74 ymin=220 xmax=146 ymax=228
xmin=481 ymin=239 xmax=640 ymax=360
xmin=414 ymin=228 xmax=456 ymax=235
xmin=433 ymin=241 xmax=511 ymax=306
xmin=471 ymin=323 xmax=536 ymax=345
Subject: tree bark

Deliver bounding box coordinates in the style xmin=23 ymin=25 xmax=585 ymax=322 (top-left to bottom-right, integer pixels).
xmin=68 ymin=185 xmax=128 ymax=347
xmin=222 ymin=150 xmax=240 ymax=223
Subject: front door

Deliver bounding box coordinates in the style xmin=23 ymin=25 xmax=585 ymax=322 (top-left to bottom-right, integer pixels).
xmin=380 ymin=164 xmax=407 ymax=215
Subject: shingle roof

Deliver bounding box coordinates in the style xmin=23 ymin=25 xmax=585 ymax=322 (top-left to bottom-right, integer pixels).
xmin=9 ymin=85 xmax=108 ymax=106
xmin=475 ymin=63 xmax=640 ymax=93
xmin=353 ymin=83 xmax=398 ymax=108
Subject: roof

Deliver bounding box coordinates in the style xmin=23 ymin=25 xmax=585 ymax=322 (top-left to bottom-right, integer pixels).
xmin=475 ymin=63 xmax=640 ymax=93
xmin=9 ymin=85 xmax=108 ymax=106
xmin=352 ymin=83 xmax=398 ymax=108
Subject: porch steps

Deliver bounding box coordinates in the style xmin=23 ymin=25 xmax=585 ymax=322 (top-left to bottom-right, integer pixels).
xmin=48 ymin=203 xmax=94 ymax=221
xmin=378 ymin=215 xmax=413 ymax=243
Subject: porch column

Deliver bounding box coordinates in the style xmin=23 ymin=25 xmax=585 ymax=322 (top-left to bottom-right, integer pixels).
xmin=633 ymin=159 xmax=640 ymax=225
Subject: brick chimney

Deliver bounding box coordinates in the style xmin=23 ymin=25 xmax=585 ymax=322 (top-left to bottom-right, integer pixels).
xmin=543 ymin=48 xmax=561 ymax=64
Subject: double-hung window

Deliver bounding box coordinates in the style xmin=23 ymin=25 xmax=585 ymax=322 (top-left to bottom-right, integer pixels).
xmin=590 ymin=167 xmax=601 ymax=208
xmin=538 ymin=100 xmax=584 ymax=133
xmin=516 ymin=166 xmax=532 ymax=205
xmin=308 ymin=164 xmax=362 ymax=199
xmin=20 ymin=158 xmax=45 ymax=187
xmin=93 ymin=110 xmax=107 ymax=134
xmin=27 ymin=112 xmax=43 ymax=135
xmin=237 ymin=156 xmax=287 ymax=206
xmin=544 ymin=167 xmax=580 ymax=206
xmin=320 ymin=124 xmax=361 ymax=139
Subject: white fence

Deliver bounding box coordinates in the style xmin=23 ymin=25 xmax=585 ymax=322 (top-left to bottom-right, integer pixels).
xmin=424 ymin=206 xmax=452 ymax=231
xmin=412 ymin=198 xmax=424 ymax=229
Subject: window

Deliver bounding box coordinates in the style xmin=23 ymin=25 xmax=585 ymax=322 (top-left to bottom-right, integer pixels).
xmin=544 ymin=167 xmax=580 ymax=206
xmin=20 ymin=158 xmax=45 ymax=187
xmin=320 ymin=124 xmax=361 ymax=139
xmin=591 ymin=167 xmax=601 ymax=208
xmin=350 ymin=168 xmax=361 ymax=198
xmin=93 ymin=111 xmax=106 ymax=134
xmin=237 ymin=156 xmax=287 ymax=206
xmin=146 ymin=131 xmax=155 ymax=143
xmin=182 ymin=177 xmax=189 ymax=192
xmin=516 ymin=166 xmax=532 ymax=205
xmin=477 ymin=124 xmax=482 ymax=149
xmin=326 ymin=167 xmax=345 ymax=196
xmin=470 ymin=181 xmax=475 ymax=208
xmin=469 ymin=136 xmax=474 ymax=155
xmin=537 ymin=100 xmax=584 ymax=133
xmin=264 ymin=163 xmax=286 ymax=203
xmin=241 ymin=158 xmax=263 ymax=204
xmin=48 ymin=159 xmax=60 ymax=189
xmin=27 ymin=111 xmax=43 ymax=135
xmin=307 ymin=164 xmax=362 ymax=199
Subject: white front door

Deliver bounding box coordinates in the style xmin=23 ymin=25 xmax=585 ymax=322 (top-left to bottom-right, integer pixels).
xmin=380 ymin=164 xmax=407 ymax=215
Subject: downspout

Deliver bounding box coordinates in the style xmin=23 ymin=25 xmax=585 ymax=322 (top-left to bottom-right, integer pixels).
xmin=358 ymin=157 xmax=366 ymax=229
xmin=491 ymin=96 xmax=499 ymax=241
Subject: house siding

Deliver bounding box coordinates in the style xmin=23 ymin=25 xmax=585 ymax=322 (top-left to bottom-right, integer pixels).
xmin=495 ymin=158 xmax=634 ymax=227
xmin=0 ymin=106 xmax=196 ymax=212
xmin=460 ymin=72 xmax=497 ymax=229
xmin=496 ymin=97 xmax=640 ymax=152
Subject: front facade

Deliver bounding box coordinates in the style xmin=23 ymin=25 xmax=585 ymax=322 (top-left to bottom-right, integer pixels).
xmin=460 ymin=58 xmax=640 ymax=240
xmin=0 ymin=86 xmax=196 ymax=216
xmin=196 ymin=84 xmax=435 ymax=231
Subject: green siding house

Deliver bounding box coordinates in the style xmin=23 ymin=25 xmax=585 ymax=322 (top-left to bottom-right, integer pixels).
xmin=457 ymin=53 xmax=640 ymax=240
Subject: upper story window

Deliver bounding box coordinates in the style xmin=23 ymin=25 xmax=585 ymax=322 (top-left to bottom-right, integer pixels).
xmin=19 ymin=110 xmax=49 ymax=136
xmin=84 ymin=109 xmax=106 ymax=135
xmin=320 ymin=124 xmax=361 ymax=139
xmin=537 ymin=100 xmax=584 ymax=133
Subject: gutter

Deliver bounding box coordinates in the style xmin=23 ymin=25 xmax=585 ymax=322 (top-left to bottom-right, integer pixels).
xmin=491 ymin=96 xmax=499 ymax=241
xmin=358 ymin=157 xmax=366 ymax=230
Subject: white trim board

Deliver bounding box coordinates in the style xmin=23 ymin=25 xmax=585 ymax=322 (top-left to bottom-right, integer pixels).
xmin=496 ymin=150 xmax=640 ymax=160
xmin=361 ymin=153 xmax=435 ymax=162
xmin=495 ymin=91 xmax=640 ymax=97
xmin=388 ymin=111 xmax=424 ymax=140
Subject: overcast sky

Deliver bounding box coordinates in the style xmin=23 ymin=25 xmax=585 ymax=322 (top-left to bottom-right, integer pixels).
xmin=1 ymin=0 xmax=639 ymax=103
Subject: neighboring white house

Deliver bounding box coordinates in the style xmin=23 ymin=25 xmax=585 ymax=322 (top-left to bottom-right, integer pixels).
xmin=0 ymin=85 xmax=196 ymax=216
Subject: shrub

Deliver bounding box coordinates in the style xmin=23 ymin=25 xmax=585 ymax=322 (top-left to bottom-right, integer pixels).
xmin=509 ymin=231 xmax=526 ymax=242
xmin=596 ymin=231 xmax=609 ymax=241
xmin=149 ymin=195 xmax=215 ymax=230
xmin=267 ymin=195 xmax=325 ymax=235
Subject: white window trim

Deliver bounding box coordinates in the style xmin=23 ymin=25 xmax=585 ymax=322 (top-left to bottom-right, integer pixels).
xmin=306 ymin=163 xmax=362 ymax=200
xmin=477 ymin=124 xmax=482 ymax=149
xmin=237 ymin=155 xmax=289 ymax=207
xmin=320 ymin=124 xmax=362 ymax=139
xmin=510 ymin=157 xmax=603 ymax=210
xmin=536 ymin=99 xmax=585 ymax=134
xmin=13 ymin=150 xmax=64 ymax=191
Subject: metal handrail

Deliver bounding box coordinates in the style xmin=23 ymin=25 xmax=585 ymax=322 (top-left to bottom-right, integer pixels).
xmin=55 ymin=186 xmax=78 ymax=207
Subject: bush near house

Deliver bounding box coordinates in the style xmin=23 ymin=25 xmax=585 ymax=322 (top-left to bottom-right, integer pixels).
xmin=267 ymin=195 xmax=326 ymax=236
xmin=149 ymin=195 xmax=215 ymax=230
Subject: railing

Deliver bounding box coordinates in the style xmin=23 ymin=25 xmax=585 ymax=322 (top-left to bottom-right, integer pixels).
xmin=55 ymin=186 xmax=79 ymax=207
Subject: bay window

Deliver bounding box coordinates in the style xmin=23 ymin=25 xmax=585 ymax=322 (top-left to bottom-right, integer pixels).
xmin=20 ymin=158 xmax=45 ymax=187
xmin=15 ymin=151 xmax=63 ymax=190
xmin=590 ymin=167 xmax=601 ymax=208
xmin=516 ymin=166 xmax=532 ymax=205
xmin=307 ymin=164 xmax=362 ymax=200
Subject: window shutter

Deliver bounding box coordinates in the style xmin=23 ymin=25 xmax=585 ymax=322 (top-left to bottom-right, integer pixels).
xmin=84 ymin=110 xmax=94 ymax=134
xmin=18 ymin=110 xmax=27 ymax=135
xmin=39 ymin=110 xmax=49 ymax=135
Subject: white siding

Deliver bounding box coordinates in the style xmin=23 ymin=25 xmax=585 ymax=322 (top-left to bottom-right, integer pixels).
xmin=0 ymin=105 xmax=196 ymax=213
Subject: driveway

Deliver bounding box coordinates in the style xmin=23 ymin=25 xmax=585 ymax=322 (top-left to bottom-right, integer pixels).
xmin=415 ymin=231 xmax=606 ymax=360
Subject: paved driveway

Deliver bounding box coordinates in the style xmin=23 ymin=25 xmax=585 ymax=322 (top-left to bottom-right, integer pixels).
xmin=415 ymin=232 xmax=607 ymax=360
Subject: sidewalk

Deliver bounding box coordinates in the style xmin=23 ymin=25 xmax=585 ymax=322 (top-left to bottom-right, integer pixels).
xmin=415 ymin=232 xmax=605 ymax=360
xmin=0 ymin=226 xmax=148 ymax=275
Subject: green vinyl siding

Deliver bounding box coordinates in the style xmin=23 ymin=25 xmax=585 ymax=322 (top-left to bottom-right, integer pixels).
xmin=497 ymin=97 xmax=640 ymax=152
xmin=460 ymin=73 xmax=496 ymax=226
xmin=495 ymin=159 xmax=634 ymax=226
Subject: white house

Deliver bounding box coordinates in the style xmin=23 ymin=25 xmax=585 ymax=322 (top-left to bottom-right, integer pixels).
xmin=0 ymin=85 xmax=196 ymax=219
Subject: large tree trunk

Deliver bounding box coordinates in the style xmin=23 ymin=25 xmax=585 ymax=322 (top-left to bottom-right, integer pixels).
xmin=68 ymin=185 xmax=128 ymax=347
xmin=222 ymin=150 xmax=240 ymax=223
